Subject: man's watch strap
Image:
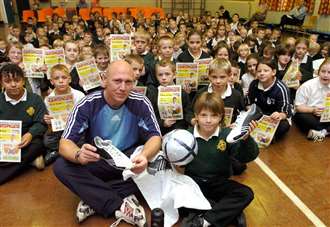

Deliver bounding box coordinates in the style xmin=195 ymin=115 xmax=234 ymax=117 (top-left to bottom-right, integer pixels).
xmin=75 ymin=149 xmax=81 ymax=161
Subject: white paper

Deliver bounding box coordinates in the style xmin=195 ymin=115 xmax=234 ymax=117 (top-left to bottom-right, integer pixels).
xmin=123 ymin=147 xmax=211 ymax=227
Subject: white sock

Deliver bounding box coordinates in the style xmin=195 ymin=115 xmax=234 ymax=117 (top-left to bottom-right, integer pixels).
xmin=203 ymin=219 xmax=211 ymax=227
xmin=321 ymin=129 xmax=329 ymax=136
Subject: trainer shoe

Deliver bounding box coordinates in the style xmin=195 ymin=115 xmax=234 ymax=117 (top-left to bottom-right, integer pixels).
xmin=110 ymin=195 xmax=146 ymax=227
xmin=31 ymin=155 xmax=45 ymax=170
xmin=307 ymin=129 xmax=327 ymax=142
xmin=76 ymin=200 xmax=95 ymax=223
xmin=181 ymin=213 xmax=205 ymax=227
xmin=226 ymin=104 xmax=263 ymax=143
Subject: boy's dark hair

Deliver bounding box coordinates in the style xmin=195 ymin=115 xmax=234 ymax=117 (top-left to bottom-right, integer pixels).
xmin=125 ymin=54 xmax=144 ymax=65
xmin=275 ymin=44 xmax=294 ymax=57
xmin=0 ymin=63 xmax=24 ymax=80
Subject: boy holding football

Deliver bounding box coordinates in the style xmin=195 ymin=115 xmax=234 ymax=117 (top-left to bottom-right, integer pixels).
xmin=182 ymin=91 xmax=259 ymax=227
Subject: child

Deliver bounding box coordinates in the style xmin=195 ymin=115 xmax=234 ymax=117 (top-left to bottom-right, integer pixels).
xmin=248 ymin=60 xmax=292 ymax=141
xmin=214 ymin=42 xmax=230 ymax=61
xmin=134 ymin=31 xmax=156 ymax=87
xmin=262 ymin=44 xmax=275 ymax=62
xmin=94 ymin=45 xmax=110 ymax=74
xmin=157 ymin=35 xmax=175 ymax=62
xmin=255 ymin=27 xmax=265 ymax=53
xmin=146 ymin=60 xmax=193 ymax=135
xmin=294 ymin=58 xmax=330 ymax=142
xmin=63 ymin=41 xmax=82 ymax=92
xmin=182 ymin=91 xmax=258 ymax=227
xmin=80 ymin=45 xmax=93 ymax=60
xmin=274 ymin=44 xmax=294 ymax=80
xmin=125 ymin=54 xmax=145 ymax=86
xmin=43 ymin=64 xmax=85 ymax=165
xmin=211 ymin=24 xmax=227 ymax=50
xmin=177 ymin=31 xmax=211 ymax=63
xmin=230 ymin=61 xmax=244 ymax=96
xmin=0 ymin=64 xmax=48 ymax=184
xmin=0 ymin=38 xmax=7 ymax=63
xmin=194 ymin=58 xmax=245 ymax=123
xmin=241 ymin=53 xmax=259 ymax=97
xmin=236 ymin=42 xmax=251 ymax=78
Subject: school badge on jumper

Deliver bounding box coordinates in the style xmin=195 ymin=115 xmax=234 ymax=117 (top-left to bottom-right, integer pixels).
xmin=26 ymin=106 xmax=35 ymax=116
xmin=217 ymin=139 xmax=226 ymax=152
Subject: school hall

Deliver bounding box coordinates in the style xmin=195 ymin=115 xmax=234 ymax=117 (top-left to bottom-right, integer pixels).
xmin=0 ymin=0 xmax=330 ymax=226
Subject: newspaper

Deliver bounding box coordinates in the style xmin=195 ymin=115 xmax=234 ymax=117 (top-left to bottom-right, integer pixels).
xmin=194 ymin=58 xmax=212 ymax=86
xmin=22 ymin=48 xmax=44 ymax=78
xmin=110 ymin=34 xmax=131 ymax=61
xmin=131 ymin=86 xmax=147 ymax=95
xmin=0 ymin=120 xmax=22 ymax=162
xmin=320 ymin=93 xmax=330 ymax=122
xmin=44 ymin=48 xmax=66 ymax=79
xmin=251 ymin=115 xmax=280 ymax=148
xmin=46 ymin=94 xmax=74 ymax=132
xmin=75 ymin=58 xmax=102 ymax=91
xmin=123 ymin=147 xmax=211 ymax=227
xmin=176 ymin=63 xmax=199 ymax=90
xmin=158 ymin=85 xmax=183 ymax=120
xmin=223 ymin=107 xmax=234 ymax=127
xmin=282 ymin=61 xmax=300 ymax=88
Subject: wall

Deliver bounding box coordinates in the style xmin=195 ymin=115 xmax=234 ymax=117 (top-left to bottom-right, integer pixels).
xmin=205 ymin=0 xmax=330 ymax=33
xmin=50 ymin=0 xmax=156 ymax=7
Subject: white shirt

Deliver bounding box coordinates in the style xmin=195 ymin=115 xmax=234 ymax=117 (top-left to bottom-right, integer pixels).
xmin=241 ymin=73 xmax=255 ymax=95
xmin=295 ymin=77 xmax=330 ymax=108
xmin=193 ymin=124 xmax=220 ymax=141
xmin=5 ymin=89 xmax=27 ymax=105
xmin=207 ymin=83 xmax=232 ymax=99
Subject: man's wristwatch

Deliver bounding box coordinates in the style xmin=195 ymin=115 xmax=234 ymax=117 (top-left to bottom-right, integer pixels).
xmin=75 ymin=149 xmax=81 ymax=161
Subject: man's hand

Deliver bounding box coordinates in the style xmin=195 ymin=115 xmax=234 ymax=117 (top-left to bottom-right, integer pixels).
xmin=131 ymin=154 xmax=148 ymax=174
xmin=18 ymin=132 xmax=33 ymax=149
xmin=77 ymin=143 xmax=100 ymax=165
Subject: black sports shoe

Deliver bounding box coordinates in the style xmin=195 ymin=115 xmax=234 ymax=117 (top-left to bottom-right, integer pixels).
xmin=181 ymin=213 xmax=204 ymax=227
xmin=226 ymin=104 xmax=263 ymax=143
xmin=44 ymin=150 xmax=59 ymax=166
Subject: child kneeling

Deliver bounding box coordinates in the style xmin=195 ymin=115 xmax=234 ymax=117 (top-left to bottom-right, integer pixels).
xmin=182 ymin=92 xmax=259 ymax=227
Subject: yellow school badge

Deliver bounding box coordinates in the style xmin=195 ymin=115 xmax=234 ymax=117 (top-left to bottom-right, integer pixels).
xmin=217 ymin=139 xmax=227 ymax=152
xmin=26 ymin=106 xmax=35 ymax=116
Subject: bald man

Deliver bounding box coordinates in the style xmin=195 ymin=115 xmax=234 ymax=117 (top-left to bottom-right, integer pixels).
xmin=53 ymin=61 xmax=161 ymax=224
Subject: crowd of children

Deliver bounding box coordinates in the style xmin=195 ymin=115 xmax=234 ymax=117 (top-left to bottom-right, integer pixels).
xmin=1 ymin=4 xmax=330 ymax=226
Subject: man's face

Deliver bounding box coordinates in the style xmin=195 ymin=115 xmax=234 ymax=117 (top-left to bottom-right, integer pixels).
xmin=103 ymin=62 xmax=135 ymax=107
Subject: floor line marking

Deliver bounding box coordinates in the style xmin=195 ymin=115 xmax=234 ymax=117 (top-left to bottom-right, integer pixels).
xmin=254 ymin=157 xmax=326 ymax=227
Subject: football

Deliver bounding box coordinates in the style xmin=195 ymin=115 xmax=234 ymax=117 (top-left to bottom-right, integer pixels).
xmin=162 ymin=129 xmax=198 ymax=166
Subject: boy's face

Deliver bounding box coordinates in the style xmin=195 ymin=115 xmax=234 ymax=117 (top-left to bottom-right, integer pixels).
xmin=8 ymin=46 xmax=22 ymax=64
xmin=257 ymin=30 xmax=265 ymax=39
xmin=12 ymin=28 xmax=20 ymax=37
xmin=216 ymin=47 xmax=229 ymax=60
xmin=295 ymin=42 xmax=308 ymax=59
xmin=278 ymin=54 xmax=291 ymax=66
xmin=50 ymin=70 xmax=71 ymax=94
xmin=134 ymin=37 xmax=148 ymax=54
xmin=209 ymin=69 xmax=229 ymax=91
xmin=159 ymin=40 xmax=174 ymax=59
xmin=238 ymin=45 xmax=250 ymax=58
xmin=195 ymin=108 xmax=222 ymax=135
xmin=130 ymin=61 xmax=143 ymax=80
xmin=95 ymin=53 xmax=109 ymax=71
xmin=1 ymin=74 xmax=25 ymax=100
xmin=319 ymin=63 xmax=330 ymax=86
xmin=230 ymin=67 xmax=240 ymax=84
xmin=64 ymin=43 xmax=79 ymax=62
xmin=156 ymin=65 xmax=175 ymax=86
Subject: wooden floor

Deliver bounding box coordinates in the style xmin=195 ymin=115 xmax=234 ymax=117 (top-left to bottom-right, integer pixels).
xmin=1 ymin=125 xmax=329 ymax=227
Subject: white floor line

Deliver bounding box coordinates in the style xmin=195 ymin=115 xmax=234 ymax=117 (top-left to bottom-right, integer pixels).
xmin=254 ymin=157 xmax=326 ymax=227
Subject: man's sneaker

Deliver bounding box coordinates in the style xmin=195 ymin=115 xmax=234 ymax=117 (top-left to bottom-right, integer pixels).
xmin=181 ymin=213 xmax=204 ymax=227
xmin=307 ymin=129 xmax=327 ymax=142
xmin=44 ymin=150 xmax=59 ymax=166
xmin=76 ymin=200 xmax=95 ymax=223
xmin=110 ymin=195 xmax=146 ymax=227
xmin=31 ymin=155 xmax=45 ymax=170
xmin=226 ymin=104 xmax=263 ymax=143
